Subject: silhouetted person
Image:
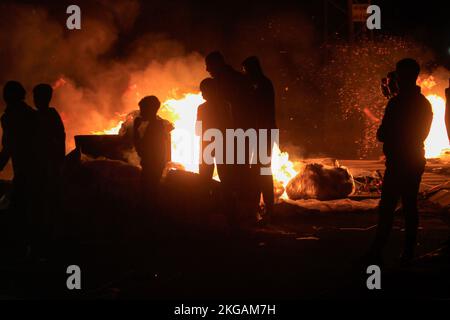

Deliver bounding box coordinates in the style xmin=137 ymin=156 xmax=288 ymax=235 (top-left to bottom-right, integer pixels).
xmin=134 ymin=96 xmax=172 ymax=213
xmin=0 ymin=81 xmax=36 ymax=252
xmin=242 ymin=56 xmax=277 ymax=221
xmin=205 ymin=51 xmax=255 ymax=129
xmin=32 ymin=83 xmax=65 ymax=255
xmin=197 ymin=78 xmax=232 ymax=183
xmin=205 ymin=51 xmax=258 ymax=225
xmin=370 ymin=58 xmax=433 ymax=265
xmin=33 ymin=84 xmax=65 ymax=169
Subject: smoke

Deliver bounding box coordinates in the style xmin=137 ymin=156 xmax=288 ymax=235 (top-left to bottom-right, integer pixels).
xmin=0 ymin=0 xmax=207 ymax=155
xmin=0 ymin=0 xmax=448 ymax=181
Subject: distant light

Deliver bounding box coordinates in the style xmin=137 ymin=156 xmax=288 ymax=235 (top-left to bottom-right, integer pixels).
xmin=448 ymin=47 xmax=450 ymax=55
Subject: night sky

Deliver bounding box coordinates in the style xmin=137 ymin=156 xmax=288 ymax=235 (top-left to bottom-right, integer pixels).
xmin=12 ymin=0 xmax=450 ymax=66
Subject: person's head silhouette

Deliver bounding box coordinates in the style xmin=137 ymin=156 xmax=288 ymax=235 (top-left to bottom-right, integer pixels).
xmin=396 ymin=58 xmax=420 ymax=90
xmin=139 ymin=96 xmax=160 ymax=120
xmin=3 ymin=80 xmax=26 ymax=105
xmin=205 ymin=51 xmax=226 ymax=78
xmin=200 ymin=78 xmax=217 ymax=101
xmin=242 ymin=56 xmax=263 ymax=77
xmin=33 ymin=83 xmax=53 ymax=110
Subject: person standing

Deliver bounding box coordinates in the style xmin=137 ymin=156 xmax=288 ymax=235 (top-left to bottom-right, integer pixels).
xmin=133 ymin=96 xmax=173 ymax=213
xmin=0 ymin=81 xmax=36 ymax=254
xmin=32 ymin=83 xmax=66 ymax=256
xmin=197 ymin=78 xmax=232 ymax=184
xmin=242 ymin=56 xmax=277 ymax=222
xmin=370 ymin=58 xmax=433 ymax=265
xmin=204 ymin=52 xmax=258 ymax=226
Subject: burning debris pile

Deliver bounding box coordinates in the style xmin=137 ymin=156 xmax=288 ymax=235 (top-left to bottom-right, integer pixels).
xmin=286 ymin=163 xmax=355 ymax=201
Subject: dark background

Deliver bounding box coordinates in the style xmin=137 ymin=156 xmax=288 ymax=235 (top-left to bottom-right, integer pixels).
xmin=13 ymin=0 xmax=450 ymax=62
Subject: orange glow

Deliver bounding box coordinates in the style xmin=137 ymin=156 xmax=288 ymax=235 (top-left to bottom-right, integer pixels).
xmin=92 ymin=93 xmax=204 ymax=172
xmin=91 ymin=121 xmax=124 ymax=135
xmin=92 ymin=92 xmax=300 ymax=192
xmin=270 ymin=142 xmax=298 ymax=198
xmin=424 ymin=94 xmax=450 ymax=158
xmin=91 ymin=84 xmax=450 ymax=194
xmin=159 ymin=93 xmax=204 ymax=172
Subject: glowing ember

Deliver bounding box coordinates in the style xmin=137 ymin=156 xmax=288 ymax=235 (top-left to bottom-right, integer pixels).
xmin=424 ymin=94 xmax=450 ymax=158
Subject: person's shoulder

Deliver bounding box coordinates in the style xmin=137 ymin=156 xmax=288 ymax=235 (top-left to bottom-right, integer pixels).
xmin=262 ymin=76 xmax=274 ymax=88
xmin=24 ymin=103 xmax=36 ymax=114
xmin=228 ymin=67 xmax=245 ymax=81
xmin=134 ymin=116 xmax=143 ymax=125
xmin=157 ymin=116 xmax=174 ymax=131
xmin=198 ymin=101 xmax=209 ymax=112
xmin=48 ymin=107 xmax=62 ymax=118
xmin=23 ymin=104 xmax=37 ymax=120
xmin=387 ymin=95 xmax=399 ymax=106
xmin=417 ymin=93 xmax=431 ymax=106
xmin=417 ymin=93 xmax=430 ymax=102
xmin=24 ymin=102 xmax=35 ymax=111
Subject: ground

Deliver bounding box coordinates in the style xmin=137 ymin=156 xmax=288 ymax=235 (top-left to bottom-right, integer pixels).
xmin=0 ymin=160 xmax=449 ymax=300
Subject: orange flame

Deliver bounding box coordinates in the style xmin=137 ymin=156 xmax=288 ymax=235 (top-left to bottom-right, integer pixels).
xmin=91 ymin=83 xmax=450 ymax=194
xmin=424 ymin=94 xmax=450 ymax=158
xmin=92 ymin=92 xmax=299 ymax=192
xmin=91 ymin=121 xmax=124 ymax=135
xmin=417 ymin=75 xmax=450 ymax=158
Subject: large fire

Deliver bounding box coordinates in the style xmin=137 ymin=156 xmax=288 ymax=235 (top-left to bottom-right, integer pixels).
xmin=418 ymin=75 xmax=450 ymax=158
xmin=92 ymin=92 xmax=299 ymax=191
xmin=92 ymin=79 xmax=449 ymax=193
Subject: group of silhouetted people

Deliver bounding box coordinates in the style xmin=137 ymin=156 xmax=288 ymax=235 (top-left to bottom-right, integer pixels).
xmin=197 ymin=52 xmax=277 ymax=226
xmin=0 ymin=81 xmax=65 ymax=259
xmin=1 ymin=54 xmax=447 ymax=266
xmin=196 ymin=54 xmax=444 ymax=265
xmin=131 ymin=52 xmax=277 ymax=230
